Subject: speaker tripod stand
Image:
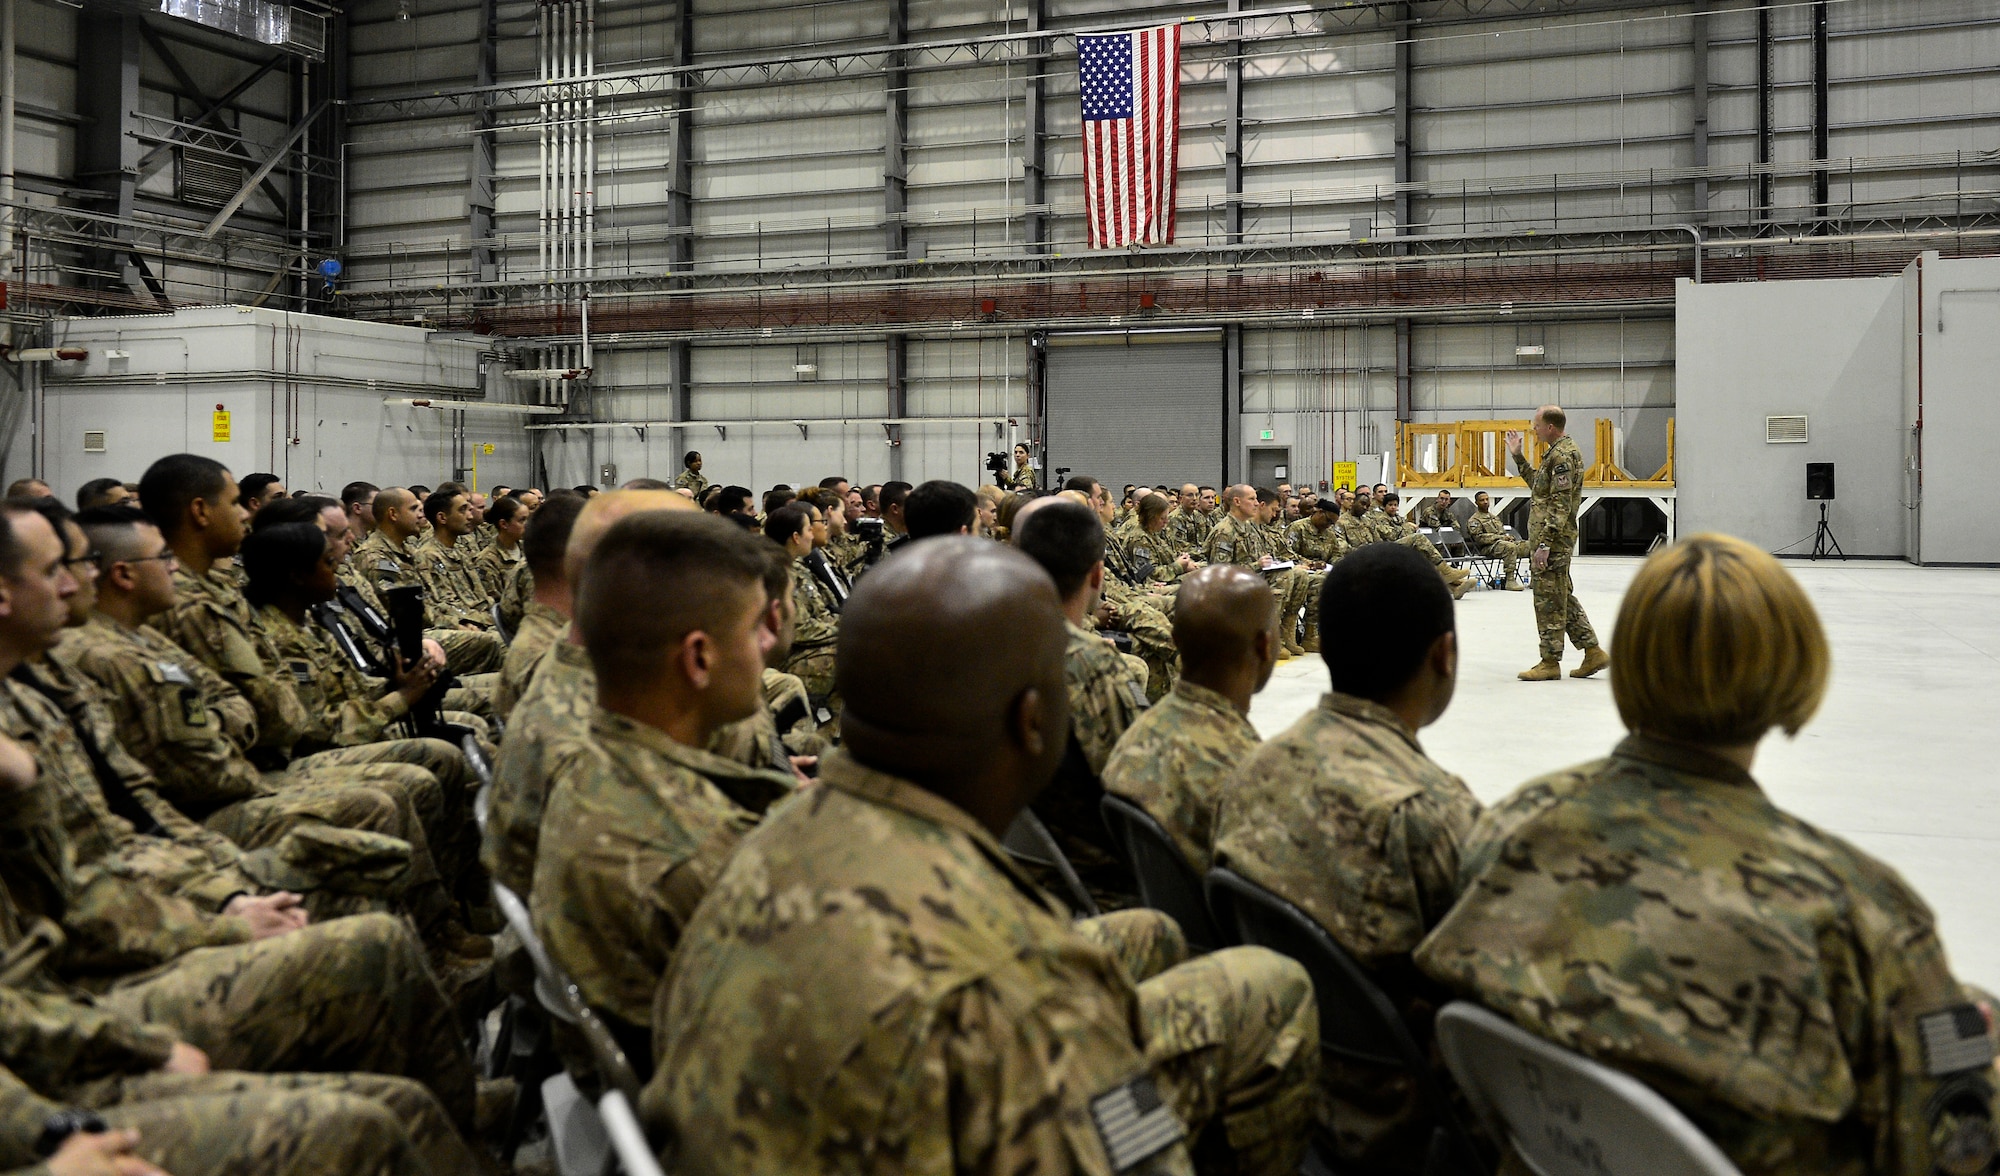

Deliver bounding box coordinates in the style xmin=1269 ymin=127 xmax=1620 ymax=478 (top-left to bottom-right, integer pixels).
xmin=1809 ymin=502 xmax=1846 ymax=560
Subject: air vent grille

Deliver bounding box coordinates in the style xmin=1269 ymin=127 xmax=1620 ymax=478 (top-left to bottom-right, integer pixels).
xmin=1765 ymin=414 xmax=1809 ymax=444
xmin=83 ymin=430 xmax=106 ymax=453
xmin=178 ymin=146 xmax=244 ymax=207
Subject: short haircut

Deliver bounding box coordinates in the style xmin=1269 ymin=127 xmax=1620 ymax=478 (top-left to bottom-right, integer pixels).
xmin=620 ymin=478 xmax=672 ymax=491
xmin=1612 ymin=533 xmax=1828 ymax=744
xmin=1061 ymin=475 xmax=1100 ymax=497
xmin=74 ymin=503 xmax=154 ymax=566
xmin=139 ymin=454 xmax=230 ymax=537
xmin=371 ymin=487 xmax=408 ymax=520
xmin=250 ymin=497 xmax=325 ymax=530
xmin=242 ymin=522 xmax=327 ymax=609
xmin=711 ymin=485 xmax=752 ymax=515
xmin=1380 ymin=492 xmax=1400 ymax=506
xmin=762 ymin=488 xmax=798 ymax=516
xmin=577 ymin=512 xmax=770 ymax=693
xmin=1539 ymin=406 xmax=1567 ymax=430
xmin=879 ymin=481 xmax=913 ymax=513
xmin=862 ymin=484 xmax=882 ymax=506
xmin=0 ymin=498 xmax=52 ymax=578
xmin=341 ymin=480 xmax=379 ymax=510
xmin=757 ymin=539 xmax=793 ymax=601
xmin=763 ymin=503 xmax=812 ymax=546
xmin=422 ymin=489 xmax=463 ymax=524
xmin=1316 ymin=544 xmax=1454 ymax=702
xmin=804 ymin=488 xmax=842 ymax=514
xmin=522 ymin=490 xmax=587 ymax=582
xmin=1138 ymin=493 xmax=1171 ymax=527
xmin=238 ymin=472 xmax=283 ymax=505
xmin=1254 ymin=487 xmax=1279 ymax=506
xmin=683 ymin=450 xmax=701 ymax=469
xmin=13 ymin=496 xmax=71 ymax=548
xmin=77 ymin=477 xmax=128 ymax=510
xmin=4 ymin=479 xmax=48 ymax=498
xmin=488 ymin=496 xmax=527 ymax=526
xmin=905 ymin=480 xmax=978 ymax=539
xmin=817 ymin=476 xmax=848 ymax=491
xmin=1014 ymin=499 xmax=1104 ymax=599
xmin=699 ymin=486 xmax=723 ymax=511
xmin=408 ymin=484 xmax=432 ymax=499
xmin=1199 ymin=485 xmax=1216 ymax=494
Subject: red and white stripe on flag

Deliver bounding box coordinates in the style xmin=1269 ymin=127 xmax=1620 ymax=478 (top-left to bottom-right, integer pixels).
xmin=1077 ymin=24 xmax=1181 ymax=249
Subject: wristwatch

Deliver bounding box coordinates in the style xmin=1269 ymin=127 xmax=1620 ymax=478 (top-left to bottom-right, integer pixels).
xmin=36 ymin=1109 xmax=107 ymax=1156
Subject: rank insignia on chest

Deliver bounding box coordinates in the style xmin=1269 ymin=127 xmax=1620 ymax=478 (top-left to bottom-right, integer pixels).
xmin=156 ymin=661 xmax=191 ymax=686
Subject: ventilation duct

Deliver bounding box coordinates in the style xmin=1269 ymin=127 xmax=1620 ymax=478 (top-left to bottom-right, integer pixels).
xmin=1765 ymin=414 xmax=1809 ymax=444
xmin=178 ymin=145 xmax=243 ymax=208
xmin=157 ymin=0 xmax=325 ymax=58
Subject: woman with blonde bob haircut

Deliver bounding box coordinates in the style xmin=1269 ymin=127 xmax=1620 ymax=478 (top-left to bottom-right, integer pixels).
xmin=1417 ymin=534 xmax=2000 ymax=1176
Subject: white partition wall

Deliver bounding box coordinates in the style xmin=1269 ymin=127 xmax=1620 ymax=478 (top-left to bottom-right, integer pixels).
xmin=1909 ymin=255 xmax=2000 ymax=565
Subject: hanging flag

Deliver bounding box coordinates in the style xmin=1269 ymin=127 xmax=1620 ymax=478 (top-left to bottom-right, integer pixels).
xmin=1078 ymin=25 xmax=1182 ymax=249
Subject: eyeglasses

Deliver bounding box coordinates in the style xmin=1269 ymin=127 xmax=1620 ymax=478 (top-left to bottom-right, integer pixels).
xmin=119 ymin=551 xmax=179 ymax=568
xmin=61 ymin=551 xmax=102 ymax=569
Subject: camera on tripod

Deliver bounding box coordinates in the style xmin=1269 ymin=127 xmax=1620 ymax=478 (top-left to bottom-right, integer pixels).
xmin=985 ymin=452 xmax=1010 ymax=477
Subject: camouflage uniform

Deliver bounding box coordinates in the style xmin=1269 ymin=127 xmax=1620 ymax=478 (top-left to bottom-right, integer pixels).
xmin=1002 ymin=464 xmax=1037 ymax=493
xmin=1461 ymin=507 xmax=1528 ymax=580
xmin=1286 ymin=517 xmax=1346 ymax=566
xmin=1166 ymin=506 xmax=1211 ymax=555
xmin=1413 ymin=735 xmax=2000 ymax=1176
xmin=1102 ymin=679 xmax=1260 ymax=876
xmin=147 ymin=567 xmax=308 ymax=764
xmin=1334 ymin=510 xmax=1376 ymax=553
xmin=471 ymin=540 xmax=525 ymax=604
xmin=708 ymin=669 xmax=822 ymax=771
xmin=672 ymin=470 xmax=709 ymax=495
xmin=0 ymin=1056 xmax=476 ymax=1176
xmin=427 ymin=537 xmax=493 ymax=615
xmin=1511 ymin=434 xmax=1598 ymax=660
xmin=1098 ymin=533 xmax=1180 ymax=701
xmin=494 ymin=560 xmax=534 ymax=635
xmin=0 ymin=770 xmax=477 ymax=1135
xmin=825 ymin=532 xmax=869 ymax=579
xmin=497 ymin=600 xmax=566 ymax=721
xmin=353 ymin=529 xmax=492 ymax=634
xmin=1213 ymin=691 xmax=1481 ymax=1172
xmin=1204 ymin=515 xmax=1311 ymax=642
xmin=483 ymin=636 xmax=594 ymax=899
xmin=644 ymin=751 xmax=1320 ymax=1176
xmin=335 ymin=557 xmax=503 ymax=677
xmin=1030 ymin=620 xmax=1152 ymax=910
xmin=533 ymin=707 xmax=793 ymax=1057
xmin=1410 ymin=499 xmax=1456 ymax=530
xmin=781 ymin=556 xmax=839 ymax=705
xmin=1130 ymin=523 xmax=1192 ymax=584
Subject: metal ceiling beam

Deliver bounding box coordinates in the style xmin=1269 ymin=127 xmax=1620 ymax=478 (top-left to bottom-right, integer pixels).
xmin=1811 ymin=0 xmax=1830 ymax=231
xmin=200 ymin=98 xmax=326 ymax=237
xmin=137 ymin=22 xmax=290 ymax=213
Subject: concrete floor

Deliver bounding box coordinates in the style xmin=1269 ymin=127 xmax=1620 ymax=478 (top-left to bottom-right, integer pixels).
xmin=1247 ymin=555 xmax=2000 ymax=988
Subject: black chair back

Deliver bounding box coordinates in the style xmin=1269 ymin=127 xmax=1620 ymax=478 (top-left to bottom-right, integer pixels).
xmin=1100 ymin=794 xmax=1226 ymax=952
xmin=1205 ymin=867 xmax=1488 ymax=1174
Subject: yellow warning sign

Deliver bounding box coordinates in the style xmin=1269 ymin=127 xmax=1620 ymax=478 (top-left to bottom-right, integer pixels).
xmin=1332 ymin=461 xmax=1358 ymax=492
xmin=211 ymin=411 xmax=231 ymax=443
xmin=482 ymin=443 xmax=496 ymax=455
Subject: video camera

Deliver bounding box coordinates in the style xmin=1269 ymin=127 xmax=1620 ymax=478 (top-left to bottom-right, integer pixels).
xmin=985 ymin=451 xmax=1011 ymax=477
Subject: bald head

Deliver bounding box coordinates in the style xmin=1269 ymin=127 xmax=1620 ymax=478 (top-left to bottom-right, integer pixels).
xmin=1535 ymin=403 xmax=1567 ymax=436
xmin=1168 ymin=564 xmax=1280 ymax=684
xmin=1224 ymin=484 xmax=1257 ymax=518
xmin=564 ymin=488 xmax=696 ymax=583
xmin=838 ymin=537 xmax=1069 ymax=832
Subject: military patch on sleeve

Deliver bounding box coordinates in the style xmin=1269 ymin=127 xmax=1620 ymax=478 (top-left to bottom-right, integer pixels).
xmin=1089 ymin=1075 xmax=1185 ymax=1173
xmin=1213 ymin=541 xmax=1234 ymax=561
xmin=376 ymin=559 xmax=400 ymax=574
xmin=288 ymin=660 xmax=315 ymax=686
xmin=156 ymin=661 xmax=191 ymax=686
xmin=178 ymin=691 xmax=210 ymax=729
xmin=1124 ymin=681 xmax=1151 ymax=712
xmin=1920 ymin=1005 xmax=1997 ymax=1077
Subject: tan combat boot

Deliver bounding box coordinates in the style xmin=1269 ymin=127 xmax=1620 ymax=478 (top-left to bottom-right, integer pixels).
xmin=1518 ymin=659 xmax=1562 ymax=682
xmin=1449 ymin=576 xmax=1471 ymax=600
xmin=1301 ymin=617 xmax=1320 ymax=653
xmin=1571 ymin=647 xmax=1610 ymax=678
xmin=1503 ymin=577 xmax=1525 ymax=591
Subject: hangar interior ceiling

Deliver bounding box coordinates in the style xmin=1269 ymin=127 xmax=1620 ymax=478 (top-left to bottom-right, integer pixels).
xmin=4 ymin=0 xmax=1998 ymax=489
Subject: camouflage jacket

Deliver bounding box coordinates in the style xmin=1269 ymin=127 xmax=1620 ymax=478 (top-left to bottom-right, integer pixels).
xmin=252 ymin=605 xmax=409 ymax=753
xmin=471 ymin=542 xmax=525 ymax=604
xmin=673 ymin=470 xmax=709 ymax=495
xmin=354 ymin=530 xmax=487 ymax=631
xmin=1414 ymin=735 xmax=2000 ymax=1176
xmin=1165 ymin=507 xmax=1210 ymax=554
xmin=1286 ymin=517 xmax=1345 ymax=565
xmin=1203 ymin=515 xmax=1274 ymax=569
xmin=533 ymin=707 xmax=792 ymax=1036
xmin=1362 ymin=508 xmax=1400 ymax=544
xmin=1410 ymin=500 xmax=1455 ymax=530
xmin=0 ymin=985 xmax=179 ymax=1106
xmin=1461 ymin=509 xmax=1510 ymax=553
xmin=1002 ymin=464 xmax=1037 ymax=493
xmin=60 ymin=616 xmax=272 ymax=820
xmin=1214 ymin=692 xmax=1479 ymax=970
xmin=1102 ymin=680 xmax=1260 ymax=874
xmin=147 ymin=566 xmax=308 ymax=761
xmin=825 ymin=533 xmax=869 ymax=578
xmin=1335 ymin=512 xmax=1376 ymax=551
xmin=789 ymin=557 xmax=838 ymax=650
xmin=1063 ymin=620 xmax=1150 ymax=778
xmin=426 ymin=539 xmax=494 ymax=618
xmin=643 ymin=751 xmax=1195 ymax=1176
xmin=482 ymin=636 xmax=595 ymax=898
xmin=0 ymin=679 xmax=253 ymax=983
xmin=1511 ymin=433 xmax=1585 ymax=551
xmin=1128 ymin=524 xmax=1189 ymax=583
xmin=14 ymin=653 xmax=252 ymax=914
xmin=497 ymin=602 xmax=567 ymax=722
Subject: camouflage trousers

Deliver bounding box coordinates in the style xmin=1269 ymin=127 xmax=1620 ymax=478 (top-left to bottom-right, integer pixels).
xmin=763 ymin=669 xmax=826 ymax=758
xmin=1531 ymin=554 xmax=1598 ymax=661
xmin=204 ymin=773 xmax=447 ymax=923
xmin=1080 ymin=910 xmax=1321 ymax=1176
xmin=94 ymin=912 xmax=479 ymax=1135
xmin=298 ymin=739 xmax=477 ymax=888
xmin=432 ymin=627 xmax=504 ymax=676
xmin=1480 ymin=538 xmax=1531 ymax=580
xmin=85 ymin=1069 xmax=480 ymax=1176
xmin=1262 ymin=568 xmax=1314 ymax=646
xmin=445 ymin=672 xmax=498 ymax=721
xmin=781 ymin=644 xmax=841 ymax=721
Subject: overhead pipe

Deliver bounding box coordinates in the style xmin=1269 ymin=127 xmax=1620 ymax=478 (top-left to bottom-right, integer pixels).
xmin=3 ymin=347 xmax=86 ymax=363
xmin=383 ymin=397 xmax=564 ymax=414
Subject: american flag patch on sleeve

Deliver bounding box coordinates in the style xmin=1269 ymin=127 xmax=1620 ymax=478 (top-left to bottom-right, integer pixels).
xmin=1089 ymin=1074 xmax=1185 ymax=1172
xmin=1919 ymin=1004 xmax=1997 ymax=1077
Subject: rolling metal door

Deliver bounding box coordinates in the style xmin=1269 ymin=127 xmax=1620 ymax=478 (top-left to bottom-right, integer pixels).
xmin=1043 ymin=333 xmax=1225 ymax=492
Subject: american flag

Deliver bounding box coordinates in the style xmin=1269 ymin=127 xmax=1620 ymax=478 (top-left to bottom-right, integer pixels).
xmin=1078 ymin=25 xmax=1181 ymax=249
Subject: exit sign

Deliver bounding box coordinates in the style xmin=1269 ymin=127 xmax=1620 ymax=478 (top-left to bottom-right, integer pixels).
xmin=1259 ymin=429 xmax=1275 ymax=440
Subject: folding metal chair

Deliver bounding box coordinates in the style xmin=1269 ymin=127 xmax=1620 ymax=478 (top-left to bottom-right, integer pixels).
xmin=1099 ymin=795 xmax=1226 ymax=952
xmin=1435 ymin=1002 xmax=1744 ymax=1176
xmin=1000 ymin=809 xmax=1100 ymax=917
xmin=492 ymin=601 xmax=514 ymax=644
xmin=1205 ymin=868 xmax=1487 ymax=1175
